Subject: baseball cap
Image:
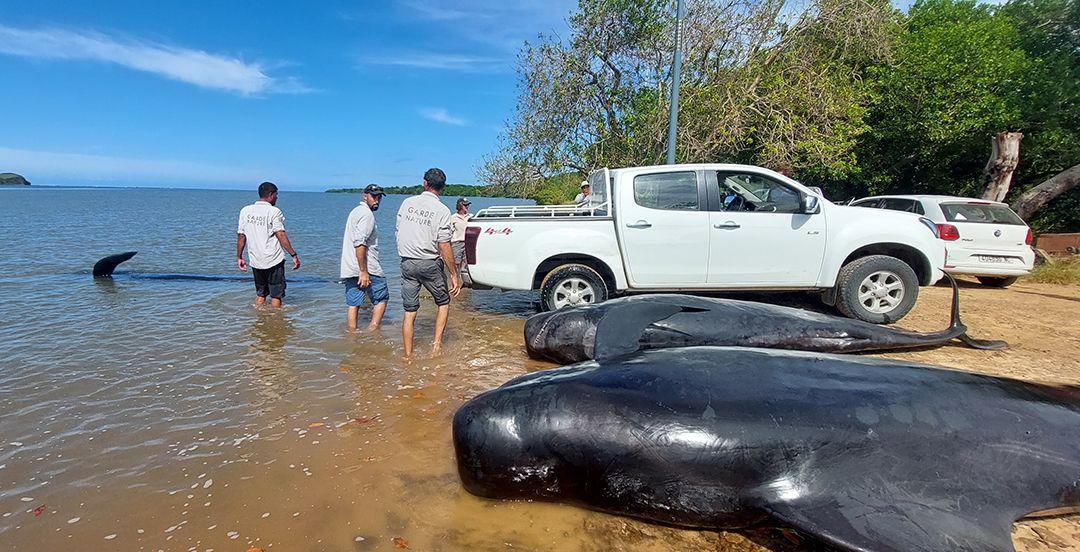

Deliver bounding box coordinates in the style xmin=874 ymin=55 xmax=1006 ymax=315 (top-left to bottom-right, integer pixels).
xmin=456 ymin=197 xmax=472 ymax=207
xmin=363 ymin=184 xmax=385 ymax=196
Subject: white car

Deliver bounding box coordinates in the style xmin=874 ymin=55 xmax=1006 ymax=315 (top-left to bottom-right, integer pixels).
xmin=463 ymin=164 xmax=948 ymax=323
xmin=849 ymin=195 xmax=1034 ymax=287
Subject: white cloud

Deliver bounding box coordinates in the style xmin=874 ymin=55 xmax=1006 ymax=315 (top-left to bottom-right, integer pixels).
xmin=420 ymin=108 xmax=468 ymax=126
xmin=364 ymin=52 xmax=505 ymax=72
xmin=0 ymin=25 xmax=310 ymax=96
xmin=0 ymin=146 xmax=277 ymax=185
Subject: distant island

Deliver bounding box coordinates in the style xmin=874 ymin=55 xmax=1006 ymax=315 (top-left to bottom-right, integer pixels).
xmin=0 ymin=173 xmax=30 ymax=186
xmin=326 ymin=173 xmax=583 ymax=205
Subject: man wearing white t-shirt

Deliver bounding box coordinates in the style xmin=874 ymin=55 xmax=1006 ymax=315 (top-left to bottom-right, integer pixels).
xmin=236 ymin=182 xmax=300 ymax=308
xmin=340 ymin=184 xmax=389 ymax=331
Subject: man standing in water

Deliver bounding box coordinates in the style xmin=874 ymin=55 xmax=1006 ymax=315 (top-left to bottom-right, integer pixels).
xmin=450 ymin=197 xmax=471 ymax=277
xmin=396 ymin=168 xmax=461 ymax=358
xmin=340 ymin=184 xmax=389 ymax=331
xmin=237 ymin=182 xmax=300 ymax=308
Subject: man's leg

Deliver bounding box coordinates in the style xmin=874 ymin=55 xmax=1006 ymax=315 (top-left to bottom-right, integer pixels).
xmin=347 ymin=306 xmax=360 ymax=331
xmin=255 ymin=295 xmax=266 ymax=307
xmin=432 ymin=304 xmax=450 ymax=356
xmin=270 ymin=297 xmax=282 ymax=308
xmin=402 ymin=311 xmax=417 ymax=359
xmin=367 ymin=276 xmax=389 ymax=331
xmin=267 ymin=261 xmax=286 ymax=308
xmin=253 ymin=268 xmax=268 ymax=307
xmin=400 ymin=261 xmax=422 ymax=359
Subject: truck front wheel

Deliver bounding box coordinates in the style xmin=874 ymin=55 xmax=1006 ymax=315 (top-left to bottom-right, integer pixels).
xmin=834 ymin=255 xmax=919 ymax=324
xmin=539 ymin=264 xmax=609 ymax=311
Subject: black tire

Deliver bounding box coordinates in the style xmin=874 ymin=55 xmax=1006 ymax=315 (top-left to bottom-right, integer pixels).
xmin=835 ymin=255 xmax=919 ymax=324
xmin=539 ymin=264 xmax=609 ymax=312
xmin=977 ymin=276 xmax=1019 ymax=288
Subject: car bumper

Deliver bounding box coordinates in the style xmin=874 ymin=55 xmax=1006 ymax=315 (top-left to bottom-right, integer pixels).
xmin=944 ymin=247 xmax=1034 ymax=277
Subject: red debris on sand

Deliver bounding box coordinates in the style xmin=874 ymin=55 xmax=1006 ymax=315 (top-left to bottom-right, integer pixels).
xmin=33 ymin=505 xmax=46 ymax=517
xmin=392 ymin=536 xmax=410 ymax=549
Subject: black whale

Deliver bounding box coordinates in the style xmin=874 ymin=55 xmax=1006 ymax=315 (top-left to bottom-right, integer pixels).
xmin=524 ymin=277 xmax=1003 ymax=364
xmin=453 ymin=347 xmax=1079 ymax=551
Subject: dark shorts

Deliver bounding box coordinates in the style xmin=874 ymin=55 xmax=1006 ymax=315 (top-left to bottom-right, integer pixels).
xmin=252 ymin=260 xmax=286 ymax=299
xmin=451 ymin=241 xmax=466 ymax=269
xmin=344 ymin=275 xmax=390 ymax=306
xmin=400 ymin=258 xmax=449 ymax=312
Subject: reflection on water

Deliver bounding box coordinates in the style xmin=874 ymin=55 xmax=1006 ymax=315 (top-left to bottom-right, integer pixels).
xmin=0 ymin=188 xmax=770 ymax=551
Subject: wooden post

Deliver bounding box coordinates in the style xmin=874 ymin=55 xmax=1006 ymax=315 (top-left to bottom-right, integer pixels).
xmin=980 ymin=131 xmax=1023 ymax=202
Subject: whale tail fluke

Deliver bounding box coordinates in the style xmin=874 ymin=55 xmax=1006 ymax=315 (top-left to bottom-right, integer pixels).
xmin=93 ymin=251 xmax=138 ymax=278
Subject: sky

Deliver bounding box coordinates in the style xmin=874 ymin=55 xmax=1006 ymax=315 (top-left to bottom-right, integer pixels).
xmin=0 ymin=0 xmax=967 ymax=190
xmin=0 ymin=0 xmax=575 ymax=190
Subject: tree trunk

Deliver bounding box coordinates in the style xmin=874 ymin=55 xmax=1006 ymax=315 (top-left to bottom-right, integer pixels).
xmin=1011 ymin=163 xmax=1080 ymax=220
xmin=980 ymin=132 xmax=1023 ymax=202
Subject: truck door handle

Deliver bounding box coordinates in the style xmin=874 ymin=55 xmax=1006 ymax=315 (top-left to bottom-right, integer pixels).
xmin=626 ymin=220 xmax=652 ymax=229
xmin=713 ymin=221 xmax=741 ymax=229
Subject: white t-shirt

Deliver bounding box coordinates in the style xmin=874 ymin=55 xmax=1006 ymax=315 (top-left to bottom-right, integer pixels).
xmin=574 ymin=192 xmax=588 ymax=203
xmin=340 ymin=203 xmax=382 ymax=278
xmin=451 ymin=213 xmax=469 ymax=243
xmin=396 ymin=191 xmax=452 ymax=260
xmin=237 ymin=201 xmax=285 ymax=269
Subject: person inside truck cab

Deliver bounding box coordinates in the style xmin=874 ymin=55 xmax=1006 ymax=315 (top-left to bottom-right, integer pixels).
xmin=719 ymin=173 xmax=800 ymax=212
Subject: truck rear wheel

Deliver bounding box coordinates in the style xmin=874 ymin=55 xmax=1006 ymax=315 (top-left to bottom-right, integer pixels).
xmin=835 ymin=255 xmax=919 ymax=324
xmin=539 ymin=264 xmax=609 ymax=311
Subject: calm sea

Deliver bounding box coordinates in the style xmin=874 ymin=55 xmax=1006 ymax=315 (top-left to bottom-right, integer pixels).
xmin=0 ymin=187 xmax=632 ymax=551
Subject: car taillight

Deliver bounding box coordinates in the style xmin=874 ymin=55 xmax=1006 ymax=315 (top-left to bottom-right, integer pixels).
xmin=1025 ymin=228 xmax=1033 ymax=245
xmin=936 ymin=224 xmax=960 ymax=241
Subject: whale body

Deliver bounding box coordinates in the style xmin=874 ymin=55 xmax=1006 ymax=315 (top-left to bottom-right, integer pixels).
xmin=453 ymin=347 xmax=1080 ymax=551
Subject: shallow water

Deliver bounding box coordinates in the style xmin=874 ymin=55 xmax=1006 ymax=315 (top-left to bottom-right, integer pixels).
xmin=0 ymin=187 xmax=648 ymax=551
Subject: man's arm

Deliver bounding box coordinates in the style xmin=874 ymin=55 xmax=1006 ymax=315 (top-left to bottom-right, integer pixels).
xmin=236 ymin=233 xmax=247 ymax=270
xmin=438 ymin=240 xmax=460 ymax=297
xmin=355 ymin=244 xmax=370 ymax=287
xmin=274 ymin=230 xmax=300 ymax=270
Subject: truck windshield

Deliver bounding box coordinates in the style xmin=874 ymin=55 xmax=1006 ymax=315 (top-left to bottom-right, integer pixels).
xmin=939 ymin=203 xmax=1024 ymax=225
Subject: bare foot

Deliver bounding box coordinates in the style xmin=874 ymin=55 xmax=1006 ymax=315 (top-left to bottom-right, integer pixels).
xmin=365 ymin=323 xmax=380 ymax=332
xmin=430 ymin=343 xmax=443 ymax=357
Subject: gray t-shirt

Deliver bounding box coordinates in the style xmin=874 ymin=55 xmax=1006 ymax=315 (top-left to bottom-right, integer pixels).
xmin=340 ymin=203 xmax=382 ymax=278
xmin=237 ymin=201 xmax=285 ymax=269
xmin=396 ymin=191 xmax=452 ymax=260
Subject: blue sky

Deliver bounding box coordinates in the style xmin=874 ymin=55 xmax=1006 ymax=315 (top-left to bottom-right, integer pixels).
xmin=0 ymin=0 xmax=575 ymax=189
xmin=0 ymin=1 xmax=948 ymax=190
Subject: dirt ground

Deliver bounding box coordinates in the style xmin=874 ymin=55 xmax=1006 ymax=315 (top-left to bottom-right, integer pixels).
xmin=581 ymin=277 xmax=1080 ymax=551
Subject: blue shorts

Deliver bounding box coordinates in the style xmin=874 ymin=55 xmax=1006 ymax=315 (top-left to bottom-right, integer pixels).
xmin=344 ymin=275 xmax=389 ymax=306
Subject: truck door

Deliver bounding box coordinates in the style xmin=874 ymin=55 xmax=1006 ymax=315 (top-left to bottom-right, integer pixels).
xmin=617 ymin=170 xmax=710 ymax=286
xmin=706 ymin=170 xmax=826 ymax=285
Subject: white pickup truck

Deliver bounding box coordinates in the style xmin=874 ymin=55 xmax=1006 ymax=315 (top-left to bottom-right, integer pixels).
xmin=463 ymin=164 xmax=947 ymax=323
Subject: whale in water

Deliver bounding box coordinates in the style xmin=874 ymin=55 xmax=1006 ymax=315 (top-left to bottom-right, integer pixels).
xmin=453 ymin=347 xmax=1080 ymax=551
xmin=92 ymin=252 xmax=331 ymax=283
xmin=524 ymin=275 xmax=1004 ymax=364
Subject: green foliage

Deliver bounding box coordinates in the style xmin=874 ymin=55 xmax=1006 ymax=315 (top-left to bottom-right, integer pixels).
xmin=326 ymin=184 xmax=496 ymax=197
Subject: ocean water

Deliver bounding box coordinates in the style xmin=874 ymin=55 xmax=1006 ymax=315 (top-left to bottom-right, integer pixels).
xmin=0 ymin=187 xmax=627 ymax=551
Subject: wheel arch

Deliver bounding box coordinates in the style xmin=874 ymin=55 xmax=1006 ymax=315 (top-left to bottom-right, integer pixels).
xmin=532 ymin=254 xmax=618 ymax=293
xmin=839 ymin=243 xmax=933 ymax=286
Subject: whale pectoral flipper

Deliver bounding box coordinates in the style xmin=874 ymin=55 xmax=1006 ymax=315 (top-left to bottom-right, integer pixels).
xmin=758 ymin=495 xmax=1016 ymax=552
xmin=592 ymin=302 xmax=684 ymax=362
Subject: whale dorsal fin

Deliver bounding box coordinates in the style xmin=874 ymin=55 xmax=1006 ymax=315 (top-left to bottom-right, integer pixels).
xmin=592 ymin=301 xmax=684 ymax=362
xmin=93 ymin=251 xmax=138 ymax=277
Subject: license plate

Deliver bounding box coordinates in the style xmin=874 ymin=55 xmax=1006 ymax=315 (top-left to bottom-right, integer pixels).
xmin=977 ymin=255 xmax=1010 ymax=263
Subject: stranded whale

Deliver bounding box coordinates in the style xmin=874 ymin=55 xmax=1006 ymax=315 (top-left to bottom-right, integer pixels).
xmin=453 ymin=347 xmax=1080 ymax=551
xmin=524 ymin=275 xmax=1004 ymax=364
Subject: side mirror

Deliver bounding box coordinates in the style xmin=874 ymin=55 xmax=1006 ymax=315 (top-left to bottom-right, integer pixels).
xmin=802 ymin=194 xmax=820 ymax=214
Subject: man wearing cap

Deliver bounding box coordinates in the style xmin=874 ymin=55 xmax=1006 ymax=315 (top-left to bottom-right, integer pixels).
xmin=340 ymin=184 xmax=389 ymax=331
xmin=237 ymin=181 xmax=300 ymax=308
xmin=396 ymin=168 xmax=461 ymax=358
xmin=574 ymin=181 xmax=590 ymax=203
xmin=450 ymin=197 xmax=471 ymax=274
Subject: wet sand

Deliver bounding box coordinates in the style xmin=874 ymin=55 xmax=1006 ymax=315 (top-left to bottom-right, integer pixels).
xmin=2 ymin=277 xmax=1077 ymax=551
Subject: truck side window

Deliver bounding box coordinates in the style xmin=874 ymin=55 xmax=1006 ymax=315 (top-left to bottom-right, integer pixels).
xmin=715 ymin=172 xmax=801 ymax=213
xmin=633 ymin=172 xmax=699 ymax=211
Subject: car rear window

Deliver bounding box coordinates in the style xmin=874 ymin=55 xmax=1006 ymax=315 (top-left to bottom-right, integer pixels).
xmin=939 ymin=203 xmax=1025 ymax=225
